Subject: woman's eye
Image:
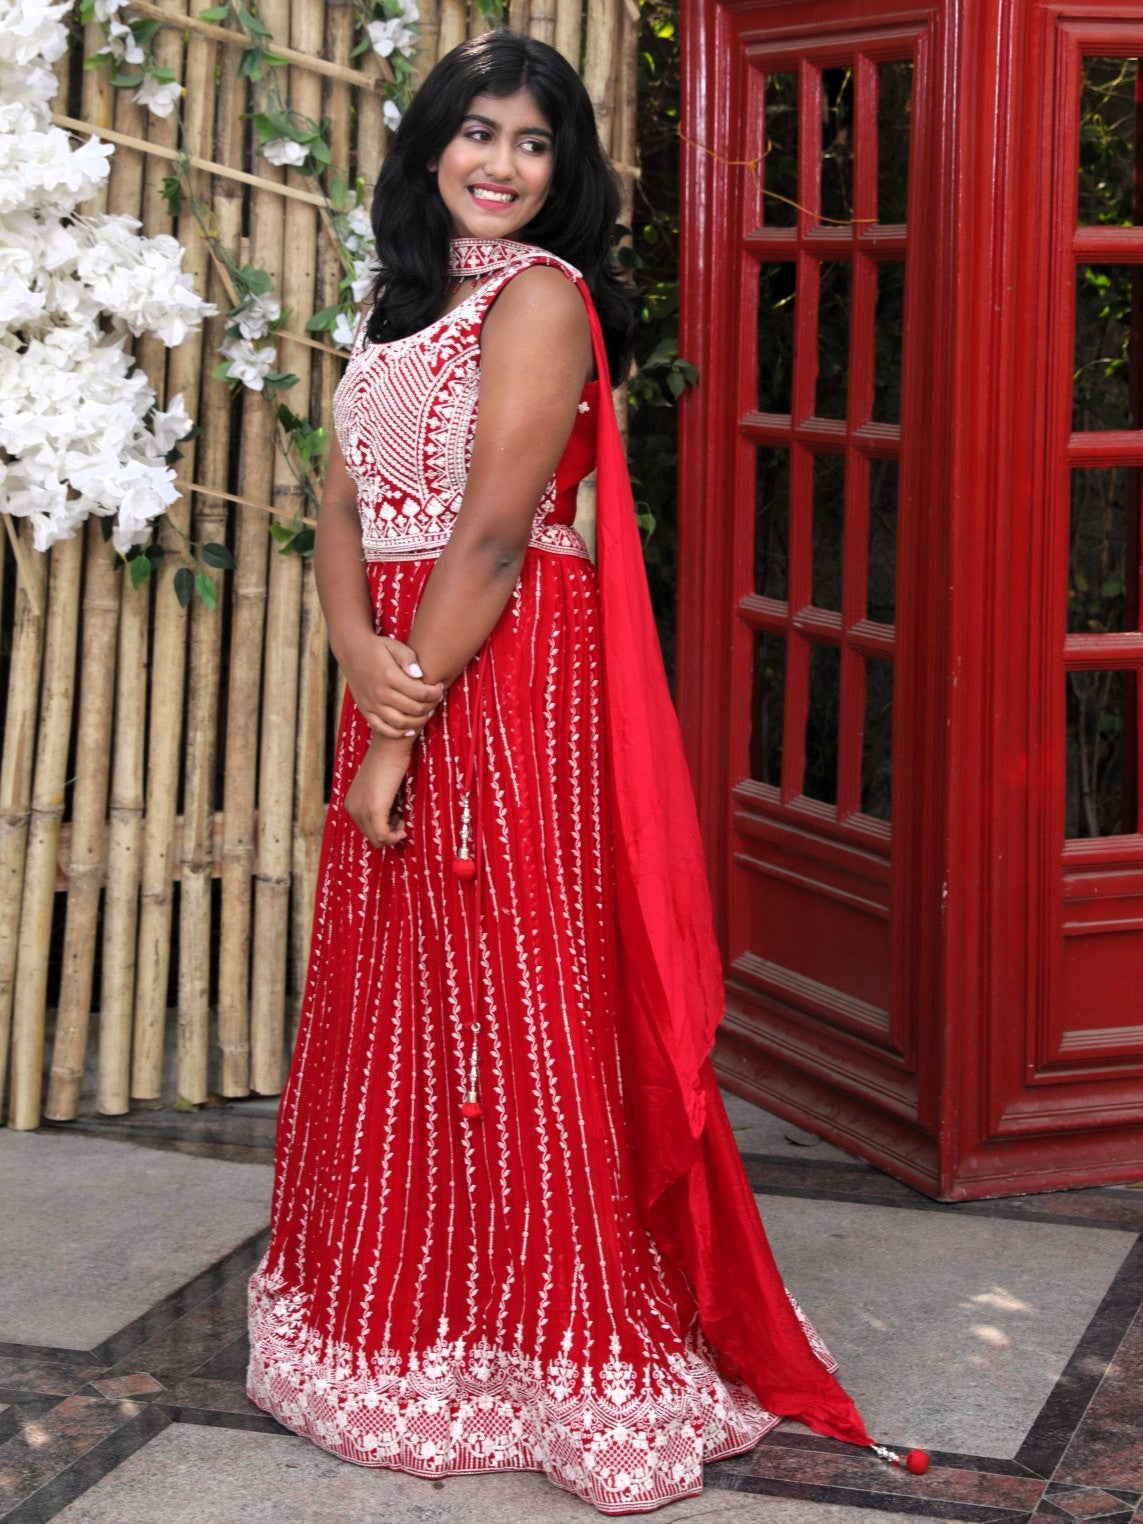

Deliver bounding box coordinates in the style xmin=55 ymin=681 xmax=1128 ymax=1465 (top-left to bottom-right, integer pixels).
xmin=521 ymin=139 xmax=549 ymax=155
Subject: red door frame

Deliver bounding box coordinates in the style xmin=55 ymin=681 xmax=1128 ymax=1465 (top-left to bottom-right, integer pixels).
xmin=679 ymin=0 xmax=1143 ymax=1198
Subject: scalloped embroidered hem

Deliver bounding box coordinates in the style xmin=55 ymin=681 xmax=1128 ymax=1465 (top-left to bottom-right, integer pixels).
xmin=246 ymin=1278 xmax=780 ymax=1515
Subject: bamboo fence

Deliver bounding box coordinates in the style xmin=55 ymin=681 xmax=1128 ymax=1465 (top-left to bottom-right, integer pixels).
xmin=1 ymin=0 xmax=637 ymax=1128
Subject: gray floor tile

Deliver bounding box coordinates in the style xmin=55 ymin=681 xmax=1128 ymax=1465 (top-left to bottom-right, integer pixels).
xmin=755 ymin=1193 xmax=1136 ymax=1458
xmin=721 ymin=1092 xmax=854 ymax=1163
xmin=51 ymin=1424 xmax=938 ymax=1522
xmin=0 ymin=1132 xmax=272 ymax=1349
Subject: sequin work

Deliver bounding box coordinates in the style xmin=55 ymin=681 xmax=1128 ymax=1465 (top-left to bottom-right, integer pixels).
xmin=247 ymin=241 xmax=786 ymax=1512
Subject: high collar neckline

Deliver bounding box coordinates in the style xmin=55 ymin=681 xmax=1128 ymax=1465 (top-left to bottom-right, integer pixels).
xmin=446 ymin=236 xmax=536 ymax=278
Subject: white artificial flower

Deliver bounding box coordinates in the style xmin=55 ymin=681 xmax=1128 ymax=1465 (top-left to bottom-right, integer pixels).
xmin=233 ymin=291 xmax=281 ymax=340
xmin=149 ymin=392 xmax=192 ymax=455
xmin=221 ymin=335 xmax=277 ymax=391
xmin=133 ymin=76 xmax=181 ymax=119
xmin=382 ymin=98 xmax=402 ymax=133
xmin=350 ymin=267 xmax=374 ymax=303
xmin=332 ymin=310 xmax=357 ymax=349
xmin=345 ymin=206 xmax=372 ymax=243
xmin=262 ymin=137 xmax=308 ymax=168
xmin=367 ymin=16 xmax=415 ymax=59
xmin=106 ymin=17 xmax=144 ymax=64
xmin=93 ymin=0 xmax=127 ymax=18
xmin=0 ymin=0 xmax=70 ymax=67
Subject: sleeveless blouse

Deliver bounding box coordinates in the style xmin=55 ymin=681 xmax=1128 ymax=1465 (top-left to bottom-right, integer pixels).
xmin=331 ymin=239 xmax=598 ymax=564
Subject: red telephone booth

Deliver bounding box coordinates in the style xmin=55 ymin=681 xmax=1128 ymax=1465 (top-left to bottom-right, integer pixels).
xmin=679 ymin=0 xmax=1143 ymax=1198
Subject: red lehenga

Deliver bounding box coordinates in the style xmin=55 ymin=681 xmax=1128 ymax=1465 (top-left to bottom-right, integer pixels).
xmin=247 ymin=236 xmax=870 ymax=1513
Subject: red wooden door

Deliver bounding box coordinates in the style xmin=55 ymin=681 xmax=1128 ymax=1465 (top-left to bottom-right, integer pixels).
xmin=680 ymin=0 xmax=1143 ymax=1197
xmin=681 ymin=0 xmax=942 ymax=1188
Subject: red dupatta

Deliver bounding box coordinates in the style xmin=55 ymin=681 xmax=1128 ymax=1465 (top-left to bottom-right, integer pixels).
xmin=579 ymin=280 xmax=872 ymax=1448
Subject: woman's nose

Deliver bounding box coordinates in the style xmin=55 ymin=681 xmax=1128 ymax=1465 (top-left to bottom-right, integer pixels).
xmin=483 ymin=136 xmax=514 ymax=178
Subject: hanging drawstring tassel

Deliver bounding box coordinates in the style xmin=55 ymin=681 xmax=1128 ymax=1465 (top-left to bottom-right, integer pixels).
xmin=452 ymin=647 xmax=490 ymax=1123
xmin=869 ymin=1443 xmax=930 ymax=1474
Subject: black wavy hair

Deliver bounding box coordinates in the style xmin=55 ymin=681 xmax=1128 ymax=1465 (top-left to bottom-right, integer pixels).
xmin=365 ymin=31 xmax=633 ymax=385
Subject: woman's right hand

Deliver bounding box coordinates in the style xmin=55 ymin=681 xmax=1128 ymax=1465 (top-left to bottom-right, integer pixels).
xmin=342 ymin=633 xmax=444 ymax=738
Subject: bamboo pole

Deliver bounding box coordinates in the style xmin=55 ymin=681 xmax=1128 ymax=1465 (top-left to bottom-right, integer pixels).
xmin=356 ymin=45 xmax=386 ymax=193
xmin=249 ymin=0 xmax=320 ymax=1094
xmin=413 ymin=0 xmax=440 ymax=87
xmin=9 ymin=537 xmax=83 ymax=1129
xmin=96 ymin=68 xmax=153 ymax=1116
xmin=125 ymin=0 xmax=392 ymax=89
xmin=0 ymin=528 xmax=48 ymax=1123
xmin=437 ymin=0 xmax=466 ymax=64
xmin=131 ymin=0 xmax=198 ymax=1102
xmin=218 ymin=9 xmax=287 ymax=1098
xmin=554 ymin=0 xmax=583 ymax=69
xmin=529 ymin=0 xmax=556 ymax=49
xmin=509 ymin=0 xmax=531 ymax=40
xmin=583 ymin=0 xmax=616 ymax=155
xmin=174 ymin=19 xmax=226 ymax=1107
xmin=45 ymin=23 xmax=121 ymax=1123
xmin=50 ymin=114 xmax=331 ymax=209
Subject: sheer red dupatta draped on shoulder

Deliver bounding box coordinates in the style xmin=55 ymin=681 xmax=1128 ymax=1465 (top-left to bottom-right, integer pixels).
xmin=579 ymin=280 xmax=871 ymax=1448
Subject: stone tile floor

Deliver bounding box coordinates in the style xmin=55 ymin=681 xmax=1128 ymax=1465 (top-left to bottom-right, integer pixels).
xmin=2 ymin=1090 xmax=1143 ymax=1523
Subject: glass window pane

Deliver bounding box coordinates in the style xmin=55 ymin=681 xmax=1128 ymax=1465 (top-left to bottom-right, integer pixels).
xmin=1078 ymin=58 xmax=1141 ymax=227
xmin=868 ymin=457 xmax=898 ymax=625
xmin=862 ymin=658 xmax=894 ymax=821
xmin=816 ymin=261 xmax=851 ymax=419
xmin=763 ymin=71 xmax=799 ymax=228
xmin=1073 ymin=265 xmax=1140 ymax=431
xmin=755 ymin=448 xmax=789 ymax=601
xmin=758 ymin=263 xmax=796 ymax=414
xmin=1069 ymin=467 xmax=1141 ymax=634
xmin=820 ymin=66 xmax=854 ymax=225
xmin=873 ymin=262 xmax=906 ymax=424
xmin=812 ymin=453 xmax=844 ymax=610
xmin=877 ymin=60 xmax=913 ymax=225
xmin=750 ymin=632 xmax=786 ymax=785
xmin=804 ymin=643 xmax=840 ymax=805
xmin=1066 ymin=669 xmax=1135 ymax=837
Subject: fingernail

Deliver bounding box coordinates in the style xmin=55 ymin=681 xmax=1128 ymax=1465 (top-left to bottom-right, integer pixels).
xmin=406 ymin=662 xmax=424 ymax=678
xmin=404 ymin=729 xmax=416 ymax=737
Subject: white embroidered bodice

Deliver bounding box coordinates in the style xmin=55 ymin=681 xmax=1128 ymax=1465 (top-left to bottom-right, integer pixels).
xmin=332 ymin=236 xmax=595 ymax=563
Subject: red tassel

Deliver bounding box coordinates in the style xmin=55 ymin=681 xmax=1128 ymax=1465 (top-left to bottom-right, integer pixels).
xmin=870 ymin=1443 xmax=930 ymax=1475
xmin=461 ymin=1098 xmax=483 ymax=1120
xmin=453 ymin=855 xmax=476 ymax=882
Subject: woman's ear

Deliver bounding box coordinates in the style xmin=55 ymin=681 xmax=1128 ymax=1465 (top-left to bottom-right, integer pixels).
xmin=427 ymin=158 xmax=438 ymax=173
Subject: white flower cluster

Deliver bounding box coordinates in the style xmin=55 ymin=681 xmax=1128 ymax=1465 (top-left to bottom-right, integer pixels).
xmin=220 ymin=289 xmax=281 ymax=391
xmin=0 ymin=0 xmax=214 ymax=553
xmin=367 ymin=0 xmax=418 ymax=61
xmin=332 ymin=203 xmax=376 ymax=349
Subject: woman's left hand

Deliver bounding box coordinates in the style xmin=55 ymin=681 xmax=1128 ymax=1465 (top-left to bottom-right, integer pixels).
xmin=344 ymin=734 xmax=414 ymax=847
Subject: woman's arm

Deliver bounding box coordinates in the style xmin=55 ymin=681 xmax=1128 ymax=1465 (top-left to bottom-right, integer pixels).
xmin=314 ymin=433 xmax=443 ymax=737
xmin=408 ymin=264 xmax=593 ymax=681
xmin=343 ymin=265 xmax=592 ymax=849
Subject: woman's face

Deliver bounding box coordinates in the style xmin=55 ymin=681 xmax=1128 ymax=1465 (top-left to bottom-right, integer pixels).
xmin=431 ymin=88 xmax=554 ymax=241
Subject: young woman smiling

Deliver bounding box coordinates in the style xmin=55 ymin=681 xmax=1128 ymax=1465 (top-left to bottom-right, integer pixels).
xmin=246 ymin=30 xmax=895 ymax=1515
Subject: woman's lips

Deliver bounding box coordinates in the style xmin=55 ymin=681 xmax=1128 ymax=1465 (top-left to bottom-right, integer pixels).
xmin=467 ymin=184 xmax=518 ymax=207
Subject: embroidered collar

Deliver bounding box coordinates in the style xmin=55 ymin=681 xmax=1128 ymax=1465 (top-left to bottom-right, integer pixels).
xmin=446 ymin=236 xmax=536 ymax=278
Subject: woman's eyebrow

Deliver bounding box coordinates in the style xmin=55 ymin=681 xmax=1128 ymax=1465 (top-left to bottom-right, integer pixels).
xmin=462 ymin=112 xmax=553 ymax=139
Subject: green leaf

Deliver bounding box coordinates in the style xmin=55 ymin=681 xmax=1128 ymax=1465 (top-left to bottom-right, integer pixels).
xmin=306 ymin=304 xmax=339 ymax=332
xmin=328 ymin=173 xmax=348 ymax=210
xmin=85 ymin=51 xmax=113 ymax=70
xmin=174 ymin=566 xmax=195 ymax=608
xmin=268 ymin=523 xmax=294 ymax=546
xmin=201 ymin=541 xmax=236 ymax=570
xmin=130 ymin=17 xmax=163 ymax=44
xmin=308 ymin=138 xmax=332 ymax=166
xmin=129 ymin=555 xmax=153 ymax=589
xmin=110 ymin=71 xmax=145 ymax=87
xmin=238 ymin=4 xmax=272 ymax=35
xmin=263 ymin=371 xmax=299 ymax=391
xmin=210 ymin=360 xmax=234 ymax=382
xmin=194 ymin=572 xmax=219 ymax=610
xmin=237 ymin=45 xmax=264 ymax=79
xmin=80 ymin=0 xmax=95 ymax=22
xmin=198 ymin=4 xmax=230 ymax=19
xmin=174 ymin=1095 xmax=200 ymax=1112
xmin=238 ymin=264 xmax=273 ymax=296
xmin=666 ymin=369 xmax=686 ymax=400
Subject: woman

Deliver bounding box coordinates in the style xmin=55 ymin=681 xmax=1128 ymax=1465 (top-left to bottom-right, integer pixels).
xmin=247 ymin=30 xmax=902 ymax=1514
